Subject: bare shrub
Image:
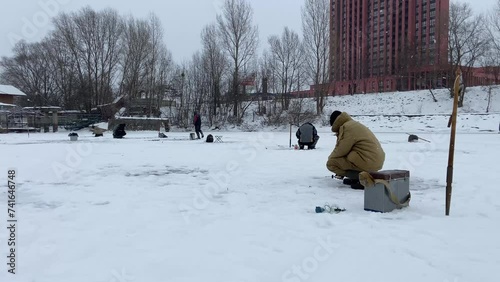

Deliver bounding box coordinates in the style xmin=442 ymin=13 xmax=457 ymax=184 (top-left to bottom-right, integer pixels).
xmin=287 ymin=99 xmax=317 ymax=126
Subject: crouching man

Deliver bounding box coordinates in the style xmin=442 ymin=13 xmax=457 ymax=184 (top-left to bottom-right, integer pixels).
xmin=296 ymin=122 xmax=320 ymax=149
xmin=326 ymin=111 xmax=385 ymax=178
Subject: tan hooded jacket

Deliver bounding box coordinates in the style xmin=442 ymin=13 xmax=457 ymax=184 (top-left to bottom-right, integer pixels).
xmin=328 ymin=112 xmax=385 ymax=171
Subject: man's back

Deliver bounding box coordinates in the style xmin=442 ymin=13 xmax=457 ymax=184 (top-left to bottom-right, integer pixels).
xmin=331 ymin=113 xmax=385 ymax=171
xmin=298 ymin=123 xmax=315 ymax=143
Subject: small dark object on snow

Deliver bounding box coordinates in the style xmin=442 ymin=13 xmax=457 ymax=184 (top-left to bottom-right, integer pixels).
xmin=315 ymin=205 xmax=346 ymax=214
xmin=408 ymin=134 xmax=419 ymax=142
xmin=158 ymin=132 xmax=167 ymax=138
xmin=113 ymin=124 xmax=126 ymax=139
xmin=68 ymin=132 xmax=78 ymax=141
xmin=406 ymin=133 xmax=431 ymax=143
xmin=206 ymin=134 xmax=214 ymax=143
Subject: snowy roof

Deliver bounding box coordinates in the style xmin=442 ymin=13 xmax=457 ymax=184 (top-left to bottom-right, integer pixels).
xmin=59 ymin=110 xmax=86 ymax=114
xmin=22 ymin=106 xmax=62 ymax=110
xmin=115 ymin=116 xmax=169 ymax=121
xmin=0 ymin=102 xmax=16 ymax=107
xmin=0 ymin=85 xmax=26 ymax=96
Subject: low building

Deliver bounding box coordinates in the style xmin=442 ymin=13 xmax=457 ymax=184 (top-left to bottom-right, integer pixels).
xmin=0 ymin=85 xmax=27 ymax=132
xmin=0 ymin=85 xmax=26 ymax=107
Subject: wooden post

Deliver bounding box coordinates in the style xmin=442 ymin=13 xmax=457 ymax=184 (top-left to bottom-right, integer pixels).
xmin=52 ymin=111 xmax=58 ymax=132
xmin=289 ymin=123 xmax=292 ymax=148
xmin=446 ymin=68 xmax=462 ymax=216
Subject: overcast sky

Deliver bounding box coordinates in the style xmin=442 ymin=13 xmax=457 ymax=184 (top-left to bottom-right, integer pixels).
xmin=0 ymin=0 xmax=495 ymax=62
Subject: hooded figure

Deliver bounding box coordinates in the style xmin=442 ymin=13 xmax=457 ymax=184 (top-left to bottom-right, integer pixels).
xmin=326 ymin=111 xmax=385 ymax=177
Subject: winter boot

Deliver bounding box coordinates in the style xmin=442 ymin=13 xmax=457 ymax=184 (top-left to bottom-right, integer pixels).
xmin=350 ymin=182 xmax=365 ymax=190
xmin=343 ymin=178 xmax=359 ymax=185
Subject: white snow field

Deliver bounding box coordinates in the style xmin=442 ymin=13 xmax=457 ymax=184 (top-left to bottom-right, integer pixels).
xmin=0 ymin=87 xmax=499 ymax=282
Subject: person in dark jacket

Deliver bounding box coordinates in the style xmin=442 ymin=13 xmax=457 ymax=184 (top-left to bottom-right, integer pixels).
xmin=113 ymin=123 xmax=126 ymax=139
xmin=193 ymin=111 xmax=204 ymax=139
xmin=296 ymin=122 xmax=320 ymax=149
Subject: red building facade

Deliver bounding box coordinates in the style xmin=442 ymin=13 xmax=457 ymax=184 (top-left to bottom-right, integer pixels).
xmin=329 ymin=0 xmax=450 ymax=94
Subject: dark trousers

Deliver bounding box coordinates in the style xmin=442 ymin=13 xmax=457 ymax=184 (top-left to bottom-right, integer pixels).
xmin=195 ymin=125 xmax=203 ymax=139
xmin=299 ymin=136 xmax=319 ymax=149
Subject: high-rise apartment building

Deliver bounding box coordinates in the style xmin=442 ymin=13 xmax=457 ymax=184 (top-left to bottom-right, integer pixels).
xmin=329 ymin=0 xmax=449 ymax=94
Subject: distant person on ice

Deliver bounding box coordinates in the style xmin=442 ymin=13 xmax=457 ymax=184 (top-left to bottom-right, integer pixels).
xmin=113 ymin=123 xmax=127 ymax=139
xmin=193 ymin=111 xmax=204 ymax=139
xmin=326 ymin=111 xmax=385 ymax=178
xmin=296 ymin=122 xmax=320 ymax=149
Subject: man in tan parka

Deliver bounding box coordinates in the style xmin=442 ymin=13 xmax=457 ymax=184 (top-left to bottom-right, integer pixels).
xmin=326 ymin=111 xmax=385 ymax=177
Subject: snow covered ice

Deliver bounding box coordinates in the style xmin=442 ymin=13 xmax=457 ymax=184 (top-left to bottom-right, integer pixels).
xmin=1 ymin=87 xmax=500 ymax=282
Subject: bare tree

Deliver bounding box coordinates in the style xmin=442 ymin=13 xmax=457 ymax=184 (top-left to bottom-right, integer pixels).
xmin=0 ymin=41 xmax=58 ymax=106
xmin=259 ymin=50 xmax=279 ymax=94
xmin=268 ymin=27 xmax=304 ymax=110
xmin=302 ymin=0 xmax=329 ymax=115
xmin=188 ymin=52 xmax=210 ymax=116
xmin=201 ymin=23 xmax=229 ymax=124
xmin=169 ymin=64 xmax=191 ymax=127
xmin=480 ymin=49 xmax=500 ymax=85
xmin=255 ymin=51 xmax=276 ymax=115
xmin=448 ymin=2 xmax=490 ymax=106
xmin=119 ymin=17 xmax=151 ymax=99
xmin=1 ymin=6 xmax=178 ymax=119
xmin=484 ymin=0 xmax=500 ymax=85
xmin=287 ymin=98 xmax=316 ymax=127
xmin=41 ymin=35 xmax=80 ymax=109
xmin=142 ymin=13 xmax=174 ymax=117
xmin=116 ymin=14 xmax=174 ymax=117
xmin=51 ymin=7 xmax=124 ymax=111
xmin=216 ymin=0 xmax=259 ymax=118
xmin=144 ymin=13 xmax=162 ymax=116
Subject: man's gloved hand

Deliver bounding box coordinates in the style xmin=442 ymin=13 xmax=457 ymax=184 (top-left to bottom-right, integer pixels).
xmin=333 ymin=175 xmax=344 ymax=180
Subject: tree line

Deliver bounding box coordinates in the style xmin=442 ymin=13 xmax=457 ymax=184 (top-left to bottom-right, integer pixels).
xmin=1 ymin=0 xmax=499 ymax=127
xmin=0 ymin=0 xmax=329 ymax=126
xmin=448 ymin=0 xmax=500 ymax=106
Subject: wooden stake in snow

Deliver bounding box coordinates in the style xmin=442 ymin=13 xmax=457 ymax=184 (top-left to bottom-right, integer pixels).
xmin=289 ymin=123 xmax=292 ymax=148
xmin=446 ymin=68 xmax=462 ymax=216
